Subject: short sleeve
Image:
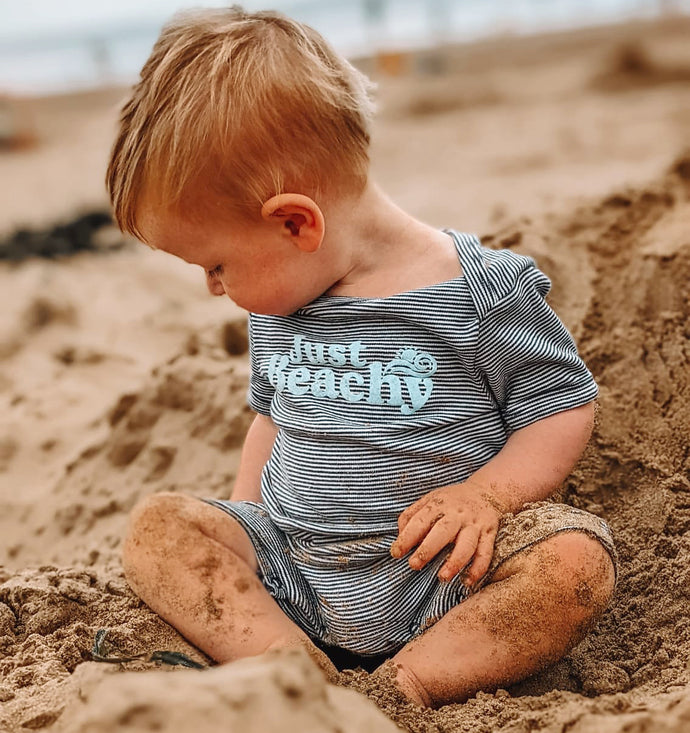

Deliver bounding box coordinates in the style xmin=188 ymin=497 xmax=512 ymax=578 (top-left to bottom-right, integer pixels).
xmin=475 ymin=252 xmax=598 ymax=432
xmin=247 ymin=314 xmax=274 ymax=416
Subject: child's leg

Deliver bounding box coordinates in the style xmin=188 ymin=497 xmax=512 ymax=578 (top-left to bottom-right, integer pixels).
xmin=383 ymin=531 xmax=615 ymax=707
xmin=122 ymin=492 xmax=336 ymax=678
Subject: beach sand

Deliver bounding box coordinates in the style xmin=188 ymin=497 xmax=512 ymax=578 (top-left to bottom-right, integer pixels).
xmin=1 ymin=16 xmax=690 ymax=732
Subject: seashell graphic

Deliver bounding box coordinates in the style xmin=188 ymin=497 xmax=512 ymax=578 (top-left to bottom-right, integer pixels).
xmin=383 ymin=347 xmax=438 ymax=377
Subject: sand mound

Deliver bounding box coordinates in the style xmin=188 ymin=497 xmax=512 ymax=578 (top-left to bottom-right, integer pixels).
xmin=0 ymin=328 xmax=253 ymax=569
xmin=0 ymin=565 xmax=203 ymax=731
xmin=57 ymin=651 xmax=398 ymax=733
xmin=591 ymin=41 xmax=690 ymax=91
xmin=0 ymin=566 xmax=395 ymax=733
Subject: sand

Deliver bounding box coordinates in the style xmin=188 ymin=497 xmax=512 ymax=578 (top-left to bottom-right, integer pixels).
xmin=1 ymin=15 xmax=690 ymax=733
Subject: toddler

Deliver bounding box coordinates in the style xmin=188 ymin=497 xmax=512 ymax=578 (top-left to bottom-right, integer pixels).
xmin=108 ymin=7 xmax=617 ymax=708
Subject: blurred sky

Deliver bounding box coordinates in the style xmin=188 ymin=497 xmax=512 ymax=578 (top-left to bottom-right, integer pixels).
xmin=0 ymin=0 xmax=244 ymax=39
xmin=1 ymin=0 xmax=688 ymax=93
xmin=0 ymin=0 xmax=681 ymax=38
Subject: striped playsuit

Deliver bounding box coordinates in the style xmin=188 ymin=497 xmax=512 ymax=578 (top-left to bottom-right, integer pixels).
xmin=208 ymin=231 xmax=616 ymax=656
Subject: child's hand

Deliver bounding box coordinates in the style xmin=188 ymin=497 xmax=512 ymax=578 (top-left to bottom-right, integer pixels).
xmin=390 ymin=483 xmax=505 ymax=586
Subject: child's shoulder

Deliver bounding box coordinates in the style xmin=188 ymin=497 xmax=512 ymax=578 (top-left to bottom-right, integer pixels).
xmin=448 ymin=231 xmax=551 ymax=319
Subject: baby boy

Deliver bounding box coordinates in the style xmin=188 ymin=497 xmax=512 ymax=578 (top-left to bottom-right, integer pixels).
xmin=108 ymin=7 xmax=617 ymax=707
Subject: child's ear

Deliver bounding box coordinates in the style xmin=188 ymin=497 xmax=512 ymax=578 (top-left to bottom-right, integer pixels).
xmin=261 ymin=194 xmax=325 ymax=253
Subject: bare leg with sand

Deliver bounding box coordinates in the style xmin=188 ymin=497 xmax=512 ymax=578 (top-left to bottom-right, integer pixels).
xmin=122 ymin=492 xmax=338 ymax=679
xmin=384 ymin=531 xmax=616 ymax=707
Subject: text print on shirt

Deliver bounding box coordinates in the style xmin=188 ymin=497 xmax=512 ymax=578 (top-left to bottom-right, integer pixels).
xmin=265 ymin=334 xmax=438 ymax=415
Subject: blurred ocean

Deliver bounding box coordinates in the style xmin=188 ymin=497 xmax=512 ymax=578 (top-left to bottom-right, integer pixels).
xmin=1 ymin=0 xmax=688 ymax=94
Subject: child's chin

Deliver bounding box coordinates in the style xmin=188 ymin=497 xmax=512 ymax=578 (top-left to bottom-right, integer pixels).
xmin=246 ymin=299 xmax=303 ymax=317
xmin=239 ymin=300 xmax=296 ymax=317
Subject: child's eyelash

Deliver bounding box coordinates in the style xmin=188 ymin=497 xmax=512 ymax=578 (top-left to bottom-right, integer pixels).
xmin=207 ymin=265 xmax=223 ymax=277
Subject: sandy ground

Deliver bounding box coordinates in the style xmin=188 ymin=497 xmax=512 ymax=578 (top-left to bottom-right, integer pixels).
xmin=1 ymin=15 xmax=690 ymax=733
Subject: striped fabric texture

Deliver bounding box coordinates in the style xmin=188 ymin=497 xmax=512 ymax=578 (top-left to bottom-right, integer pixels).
xmin=211 ymin=231 xmax=599 ymax=654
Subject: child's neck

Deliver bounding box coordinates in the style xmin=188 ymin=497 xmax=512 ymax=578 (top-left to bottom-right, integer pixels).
xmin=324 ymin=182 xmax=462 ymax=299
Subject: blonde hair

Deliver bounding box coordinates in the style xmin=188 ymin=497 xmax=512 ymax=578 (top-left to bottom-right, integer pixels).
xmin=106 ymin=6 xmax=376 ymax=239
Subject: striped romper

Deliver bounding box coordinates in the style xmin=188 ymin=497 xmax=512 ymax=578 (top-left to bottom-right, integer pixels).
xmin=208 ymin=231 xmax=616 ymax=656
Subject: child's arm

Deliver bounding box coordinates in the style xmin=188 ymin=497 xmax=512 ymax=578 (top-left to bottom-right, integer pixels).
xmin=231 ymin=413 xmax=279 ymax=502
xmin=390 ymin=401 xmax=595 ymax=586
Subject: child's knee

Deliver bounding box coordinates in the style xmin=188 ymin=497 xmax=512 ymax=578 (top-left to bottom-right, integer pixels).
xmin=122 ymin=492 xmax=193 ymax=580
xmin=538 ymin=531 xmax=616 ymax=617
xmin=123 ymin=494 xmax=259 ymax=589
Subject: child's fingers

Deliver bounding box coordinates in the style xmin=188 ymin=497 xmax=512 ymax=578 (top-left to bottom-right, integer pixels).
xmin=461 ymin=528 xmax=497 ymax=587
xmin=407 ymin=518 xmax=458 ymax=570
xmin=438 ymin=525 xmax=481 ymax=582
xmin=391 ymin=507 xmax=438 ymax=558
xmin=397 ymin=495 xmax=430 ymax=533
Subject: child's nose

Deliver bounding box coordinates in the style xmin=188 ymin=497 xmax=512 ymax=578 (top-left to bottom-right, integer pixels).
xmin=205 ymin=272 xmax=225 ymax=296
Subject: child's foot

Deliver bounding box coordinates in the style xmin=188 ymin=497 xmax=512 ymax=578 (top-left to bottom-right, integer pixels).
xmin=373 ymin=660 xmax=432 ymax=707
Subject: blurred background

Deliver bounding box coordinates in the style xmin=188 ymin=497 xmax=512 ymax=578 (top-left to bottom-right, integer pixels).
xmin=1 ymin=0 xmax=689 ymax=235
xmin=2 ymin=0 xmax=690 ymax=94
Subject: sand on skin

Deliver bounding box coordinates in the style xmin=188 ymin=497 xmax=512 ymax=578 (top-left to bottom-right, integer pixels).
xmin=1 ymin=16 xmax=690 ymax=733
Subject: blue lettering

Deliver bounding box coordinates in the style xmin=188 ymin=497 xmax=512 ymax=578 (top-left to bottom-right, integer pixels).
xmin=368 ymin=362 xmax=403 ymax=407
xmin=267 ymin=353 xmax=290 ymax=391
xmin=327 ymin=343 xmax=347 ymax=367
xmin=349 ymin=341 xmax=367 ymax=368
xmin=402 ymin=377 xmax=433 ymax=415
xmin=340 ymin=372 xmax=365 ymax=402
xmin=286 ymin=366 xmax=311 ymax=395
xmin=289 ymin=335 xmax=304 ymax=364
xmin=304 ymin=341 xmax=326 ymax=365
xmin=311 ymin=369 xmax=338 ymax=399
xmin=266 ymin=343 xmax=436 ymax=414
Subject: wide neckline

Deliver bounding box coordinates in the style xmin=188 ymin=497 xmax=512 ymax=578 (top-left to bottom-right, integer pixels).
xmin=298 ymin=229 xmax=466 ymax=311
